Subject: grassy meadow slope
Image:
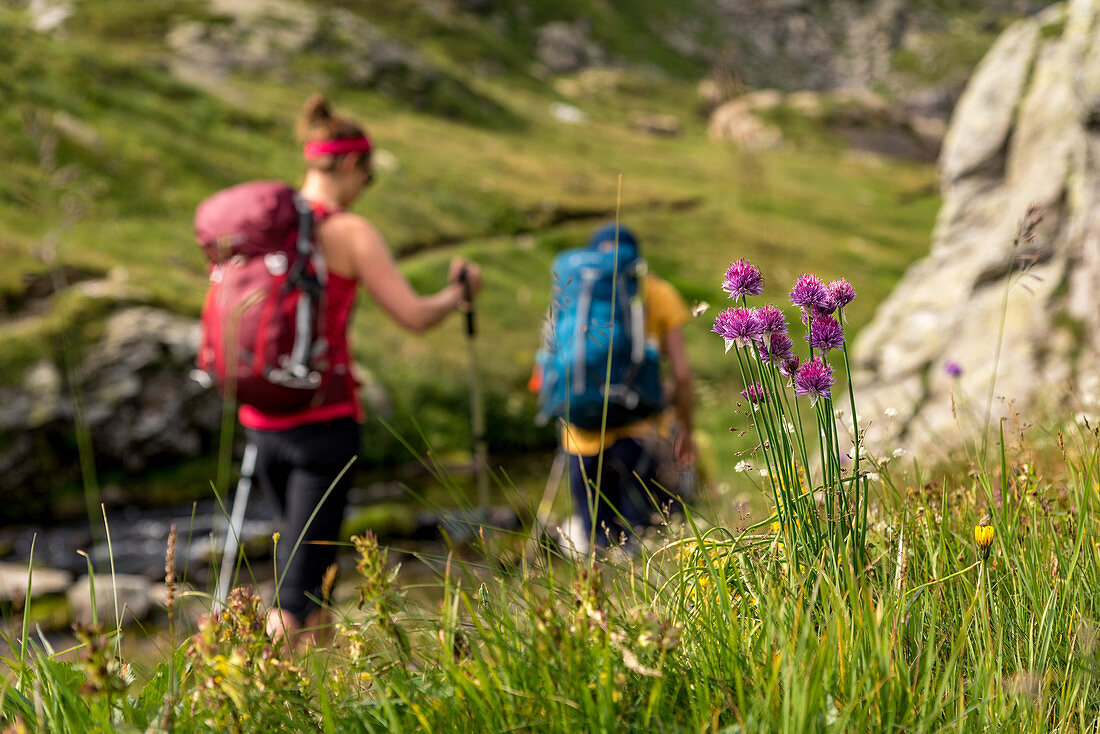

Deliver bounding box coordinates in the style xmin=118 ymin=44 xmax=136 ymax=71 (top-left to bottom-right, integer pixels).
xmin=0 ymin=0 xmax=941 ymax=499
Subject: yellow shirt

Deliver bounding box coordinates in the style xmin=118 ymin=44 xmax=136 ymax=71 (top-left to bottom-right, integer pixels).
xmin=560 ymin=275 xmax=690 ymax=456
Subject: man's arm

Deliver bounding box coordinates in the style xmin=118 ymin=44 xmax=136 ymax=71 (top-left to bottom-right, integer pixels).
xmin=664 ymin=326 xmax=695 ymax=465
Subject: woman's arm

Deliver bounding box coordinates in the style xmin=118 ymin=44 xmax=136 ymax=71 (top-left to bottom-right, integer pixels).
xmin=324 ymin=213 xmax=481 ymax=333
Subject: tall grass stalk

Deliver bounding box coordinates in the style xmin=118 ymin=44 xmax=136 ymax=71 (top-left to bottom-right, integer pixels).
xmin=21 ymin=110 xmax=104 ymax=544
xmin=980 ymin=204 xmax=1044 ymax=457
xmin=591 ymin=174 xmax=626 ymax=554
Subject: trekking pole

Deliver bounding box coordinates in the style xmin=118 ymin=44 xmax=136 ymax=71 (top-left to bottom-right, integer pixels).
xmin=459 ymin=268 xmax=490 ymax=508
xmin=533 ymin=449 xmax=567 ymax=538
xmin=212 ymin=441 xmax=257 ymax=613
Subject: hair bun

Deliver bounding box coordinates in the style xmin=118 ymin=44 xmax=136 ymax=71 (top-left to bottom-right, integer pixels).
xmin=302 ymin=93 xmax=332 ymax=123
xmin=297 ymin=93 xmax=335 ymax=142
xmin=295 ymin=94 xmax=367 ymax=151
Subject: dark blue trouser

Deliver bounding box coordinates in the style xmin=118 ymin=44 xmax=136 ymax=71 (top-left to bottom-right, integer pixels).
xmin=567 ymin=437 xmax=658 ymax=548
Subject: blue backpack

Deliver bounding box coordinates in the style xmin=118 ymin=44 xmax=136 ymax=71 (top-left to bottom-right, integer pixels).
xmin=536 ymin=225 xmax=664 ymax=430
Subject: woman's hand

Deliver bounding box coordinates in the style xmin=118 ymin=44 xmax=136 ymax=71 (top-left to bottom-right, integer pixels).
xmin=450 ymin=258 xmax=483 ymax=300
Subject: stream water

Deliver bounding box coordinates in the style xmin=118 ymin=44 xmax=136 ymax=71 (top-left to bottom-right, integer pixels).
xmin=0 ymin=451 xmax=556 ymax=587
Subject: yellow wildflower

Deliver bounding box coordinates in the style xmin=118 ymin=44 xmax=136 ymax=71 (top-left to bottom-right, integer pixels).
xmin=974 ymin=523 xmax=995 ymax=560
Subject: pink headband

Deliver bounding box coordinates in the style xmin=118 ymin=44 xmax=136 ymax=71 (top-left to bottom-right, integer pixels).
xmin=303 ymin=136 xmax=372 ymax=159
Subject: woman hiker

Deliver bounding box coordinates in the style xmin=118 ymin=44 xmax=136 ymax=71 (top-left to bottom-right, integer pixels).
xmin=244 ymin=94 xmax=483 ymax=643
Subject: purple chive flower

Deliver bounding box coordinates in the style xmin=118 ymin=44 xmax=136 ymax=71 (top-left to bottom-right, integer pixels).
xmin=779 ymin=355 xmax=801 ymax=378
xmin=712 ymin=306 xmax=763 ymax=348
xmin=794 ymin=357 xmax=835 ymax=401
xmin=789 ymin=273 xmax=831 ymax=311
xmin=722 ymin=258 xmax=764 ymax=298
xmin=828 ymin=279 xmax=856 ymax=310
xmin=712 ymin=308 xmax=736 ymax=337
xmin=741 ymin=383 xmax=769 ymax=404
xmin=944 ymin=360 xmax=963 ymax=378
xmin=806 ymin=314 xmax=845 ymax=352
xmin=756 ymin=304 xmax=788 ymax=335
xmin=757 ymin=333 xmax=795 ymax=364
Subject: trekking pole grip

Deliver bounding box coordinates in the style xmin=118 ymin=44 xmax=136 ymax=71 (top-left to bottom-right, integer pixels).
xmin=458 ymin=266 xmax=475 ymax=337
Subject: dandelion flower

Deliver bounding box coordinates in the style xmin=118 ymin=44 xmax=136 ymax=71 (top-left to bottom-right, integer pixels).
xmin=722 ymin=258 xmax=764 ymax=298
xmin=793 ymin=357 xmax=835 ymax=402
xmin=974 ymin=523 xmax=995 ymax=559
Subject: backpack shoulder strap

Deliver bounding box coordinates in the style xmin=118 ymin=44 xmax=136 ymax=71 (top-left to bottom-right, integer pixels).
xmin=285 ymin=193 xmax=323 ymax=296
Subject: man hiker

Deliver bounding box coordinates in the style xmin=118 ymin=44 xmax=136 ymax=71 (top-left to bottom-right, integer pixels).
xmin=196 ymin=94 xmax=482 ymax=645
xmin=533 ymin=223 xmax=695 ymax=552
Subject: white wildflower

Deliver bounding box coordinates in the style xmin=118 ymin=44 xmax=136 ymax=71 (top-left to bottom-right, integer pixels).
xmin=867 ymin=472 xmax=880 ymax=482
xmin=884 ymin=407 xmax=898 ymax=418
xmin=759 ymin=469 xmax=769 ymax=478
xmin=892 ymin=448 xmax=906 ymax=458
xmin=734 ymin=461 xmax=750 ymax=473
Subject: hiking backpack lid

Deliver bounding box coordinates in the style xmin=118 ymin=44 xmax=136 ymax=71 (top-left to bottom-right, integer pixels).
xmin=195 ymin=180 xmax=302 ymax=262
xmin=194 ymin=181 xmax=330 ymax=414
xmin=535 ymin=233 xmax=664 ymax=430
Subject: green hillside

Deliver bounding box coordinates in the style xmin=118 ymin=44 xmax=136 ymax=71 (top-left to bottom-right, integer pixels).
xmin=0 ymin=0 xmax=944 ymax=500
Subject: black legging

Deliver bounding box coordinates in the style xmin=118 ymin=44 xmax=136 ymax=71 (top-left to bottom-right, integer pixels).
xmin=247 ymin=418 xmax=359 ymax=623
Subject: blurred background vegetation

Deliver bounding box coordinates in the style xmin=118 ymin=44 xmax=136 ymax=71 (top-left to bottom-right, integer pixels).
xmin=0 ymin=0 xmax=1039 ymax=520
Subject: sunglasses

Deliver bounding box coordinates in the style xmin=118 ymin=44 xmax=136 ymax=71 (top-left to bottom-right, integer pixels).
xmin=355 ymin=155 xmax=375 ymax=186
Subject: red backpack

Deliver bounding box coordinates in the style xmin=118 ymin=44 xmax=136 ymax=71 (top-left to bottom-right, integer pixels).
xmin=194 ymin=181 xmax=328 ymax=414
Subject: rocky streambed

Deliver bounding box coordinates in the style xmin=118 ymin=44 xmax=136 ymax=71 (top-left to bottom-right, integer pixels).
xmin=0 ymin=462 xmax=538 ymax=636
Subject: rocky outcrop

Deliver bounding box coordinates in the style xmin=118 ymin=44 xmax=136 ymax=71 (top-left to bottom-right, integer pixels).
xmin=707 ymin=88 xmax=945 ymax=159
xmin=534 ymin=20 xmax=607 ymax=73
xmin=707 ymin=90 xmax=784 ymax=150
xmin=0 ymin=306 xmax=223 ymax=519
xmin=0 ymin=302 xmax=394 ymax=521
xmin=850 ymin=1 xmax=1100 ymax=462
xmin=708 ymin=1 xmax=1048 ymax=90
xmin=699 ymin=0 xmax=1050 ymax=138
xmin=708 ymin=0 xmax=904 ymax=92
xmin=166 ymin=0 xmax=513 ymax=126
